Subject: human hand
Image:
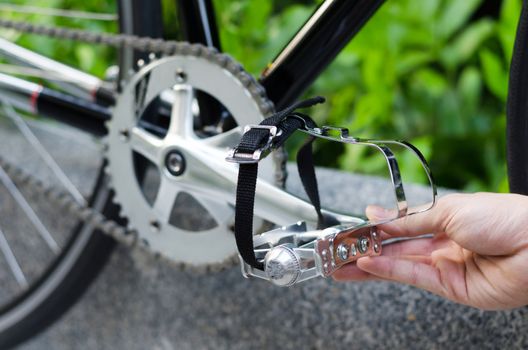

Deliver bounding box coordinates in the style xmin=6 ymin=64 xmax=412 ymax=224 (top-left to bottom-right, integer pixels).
xmin=333 ymin=193 xmax=528 ymax=310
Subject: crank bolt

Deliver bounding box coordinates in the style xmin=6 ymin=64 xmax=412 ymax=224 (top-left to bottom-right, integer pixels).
xmin=358 ymin=237 xmax=369 ymax=254
xmin=350 ymin=243 xmax=357 ymax=256
xmin=175 ymin=69 xmax=187 ymax=83
xmin=150 ymin=220 xmax=161 ymax=232
xmin=165 ymin=150 xmax=186 ymax=176
xmin=337 ymin=244 xmax=349 ymax=261
xmin=119 ymin=129 xmax=130 ymax=142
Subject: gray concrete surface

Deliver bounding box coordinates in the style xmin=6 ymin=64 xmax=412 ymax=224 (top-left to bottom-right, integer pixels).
xmin=1 ymin=119 xmax=527 ymax=349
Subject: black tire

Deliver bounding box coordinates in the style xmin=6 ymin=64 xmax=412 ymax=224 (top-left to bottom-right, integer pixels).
xmin=0 ymin=171 xmax=117 ymax=349
xmin=507 ymin=0 xmax=528 ymax=195
xmin=0 ymin=2 xmax=165 ymax=348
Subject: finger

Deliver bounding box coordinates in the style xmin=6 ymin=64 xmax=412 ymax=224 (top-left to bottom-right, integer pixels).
xmin=332 ymin=264 xmax=379 ymax=282
xmin=381 ymin=237 xmax=441 ymax=257
xmin=365 ymin=195 xmax=459 ymax=237
xmin=357 ymin=256 xmax=443 ymax=296
xmin=392 ymin=255 xmax=432 ymax=264
xmin=377 ymin=229 xmax=429 ymax=242
xmin=333 ymin=255 xmax=431 ymax=281
xmin=378 ymin=230 xmax=393 ymax=241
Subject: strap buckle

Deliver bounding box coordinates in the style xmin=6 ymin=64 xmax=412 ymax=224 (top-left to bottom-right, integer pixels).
xmin=226 ymin=125 xmax=279 ymax=164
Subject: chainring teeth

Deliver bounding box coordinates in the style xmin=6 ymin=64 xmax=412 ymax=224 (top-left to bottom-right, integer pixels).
xmin=104 ymin=46 xmax=282 ymax=270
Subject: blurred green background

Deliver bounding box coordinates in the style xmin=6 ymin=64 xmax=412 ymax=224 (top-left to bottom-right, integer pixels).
xmin=1 ymin=0 xmax=522 ymax=192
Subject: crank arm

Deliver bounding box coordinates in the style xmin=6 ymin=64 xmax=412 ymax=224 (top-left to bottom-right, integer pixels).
xmin=172 ymin=136 xmax=364 ymax=228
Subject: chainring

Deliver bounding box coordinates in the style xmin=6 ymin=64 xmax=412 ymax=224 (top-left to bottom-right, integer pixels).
xmin=106 ymin=46 xmax=284 ymax=268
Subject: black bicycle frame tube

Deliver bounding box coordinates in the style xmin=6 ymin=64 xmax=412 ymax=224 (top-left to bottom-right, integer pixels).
xmin=260 ymin=0 xmax=385 ymax=110
xmin=176 ymin=0 xmax=221 ymax=50
xmin=176 ymin=0 xmax=224 ymax=126
xmin=117 ymin=0 xmax=164 ymax=72
xmin=36 ymin=88 xmax=110 ymax=136
xmin=0 ymin=73 xmax=109 ymax=136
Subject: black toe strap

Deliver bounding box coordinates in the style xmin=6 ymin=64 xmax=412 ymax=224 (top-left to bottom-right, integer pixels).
xmin=232 ymin=96 xmax=338 ymax=270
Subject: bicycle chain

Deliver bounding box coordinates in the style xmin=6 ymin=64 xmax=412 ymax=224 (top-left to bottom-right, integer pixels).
xmin=0 ymin=154 xmax=243 ymax=272
xmin=0 ymin=18 xmax=198 ymax=56
xmin=0 ymin=19 xmax=288 ymax=271
xmin=0 ymin=19 xmax=277 ymax=114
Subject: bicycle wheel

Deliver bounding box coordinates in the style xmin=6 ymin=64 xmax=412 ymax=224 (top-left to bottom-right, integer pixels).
xmin=0 ymin=1 xmax=164 ymax=348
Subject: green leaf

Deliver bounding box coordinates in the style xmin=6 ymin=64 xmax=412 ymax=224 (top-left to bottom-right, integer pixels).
xmin=215 ymin=0 xmax=274 ymax=74
xmin=397 ymin=136 xmax=432 ymax=185
xmin=498 ymin=0 xmax=522 ymax=62
xmin=500 ymin=0 xmax=522 ymax=28
xmin=75 ymin=44 xmax=96 ymax=73
xmin=457 ymin=66 xmax=482 ymax=116
xmin=440 ymin=19 xmax=495 ymax=70
xmin=412 ymin=68 xmax=448 ymax=97
xmin=396 ymin=51 xmax=434 ymax=75
xmin=435 ymin=0 xmax=483 ymax=40
xmin=479 ymin=49 xmax=508 ymax=101
xmin=404 ymin=0 xmax=441 ymax=19
xmin=498 ymin=175 xmax=510 ymax=193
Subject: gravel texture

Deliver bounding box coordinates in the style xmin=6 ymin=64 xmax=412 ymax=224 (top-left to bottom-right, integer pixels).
xmin=1 ymin=119 xmax=526 ymax=350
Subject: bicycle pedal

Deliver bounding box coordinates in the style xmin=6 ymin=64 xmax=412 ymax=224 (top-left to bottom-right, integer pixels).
xmin=230 ymin=102 xmax=436 ymax=286
xmin=239 ymin=221 xmax=381 ymax=286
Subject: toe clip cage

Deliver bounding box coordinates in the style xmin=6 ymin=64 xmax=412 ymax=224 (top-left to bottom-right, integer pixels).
xmin=227 ymin=97 xmax=437 ymax=286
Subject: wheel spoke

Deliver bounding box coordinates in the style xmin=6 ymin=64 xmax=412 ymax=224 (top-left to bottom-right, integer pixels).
xmin=0 ymin=63 xmax=96 ymax=86
xmin=0 ymin=226 xmax=28 ymax=288
xmin=0 ymin=165 xmax=59 ymax=254
xmin=1 ymin=102 xmax=86 ymax=206
xmin=0 ymin=4 xmax=117 ymax=21
xmin=167 ymin=85 xmax=194 ymax=139
xmin=130 ymin=126 xmax=163 ymax=164
xmin=152 ymin=177 xmax=179 ymax=223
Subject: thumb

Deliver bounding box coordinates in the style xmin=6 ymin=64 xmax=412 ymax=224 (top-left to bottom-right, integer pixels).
xmin=365 ymin=205 xmax=397 ymax=221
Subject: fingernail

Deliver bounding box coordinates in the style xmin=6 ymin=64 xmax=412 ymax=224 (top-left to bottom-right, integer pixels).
xmin=366 ymin=205 xmax=392 ymax=219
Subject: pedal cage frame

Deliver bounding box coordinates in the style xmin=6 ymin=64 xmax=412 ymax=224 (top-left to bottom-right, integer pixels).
xmin=237 ymin=125 xmax=437 ymax=286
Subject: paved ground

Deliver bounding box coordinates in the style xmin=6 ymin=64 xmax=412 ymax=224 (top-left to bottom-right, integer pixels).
xmin=2 ymin=119 xmax=527 ymax=350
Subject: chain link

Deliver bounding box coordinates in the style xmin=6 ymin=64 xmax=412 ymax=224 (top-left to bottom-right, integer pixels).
xmin=0 ymin=19 xmax=282 ymax=271
xmin=0 ymin=18 xmax=183 ymax=55
xmin=0 ymin=156 xmax=240 ymax=272
xmin=0 ymin=18 xmax=275 ymax=115
xmin=0 ymin=156 xmax=135 ymax=246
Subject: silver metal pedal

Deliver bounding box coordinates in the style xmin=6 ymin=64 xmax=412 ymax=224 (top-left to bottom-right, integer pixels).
xmin=237 ymin=124 xmax=437 ymax=286
xmin=240 ymin=221 xmax=382 ymax=286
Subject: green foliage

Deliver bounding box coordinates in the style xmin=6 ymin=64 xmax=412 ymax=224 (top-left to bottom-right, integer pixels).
xmin=215 ymin=0 xmax=520 ymax=192
xmin=0 ymin=0 xmax=117 ymax=77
